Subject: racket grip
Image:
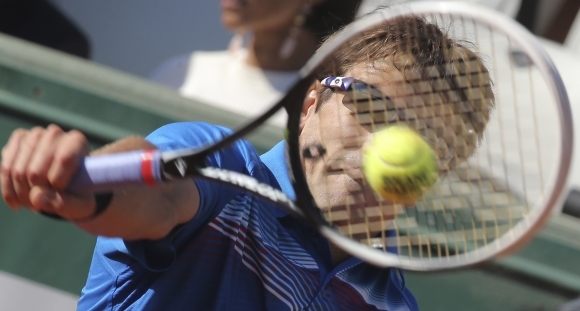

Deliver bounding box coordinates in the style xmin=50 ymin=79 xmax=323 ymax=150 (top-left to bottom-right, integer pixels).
xmin=67 ymin=149 xmax=163 ymax=193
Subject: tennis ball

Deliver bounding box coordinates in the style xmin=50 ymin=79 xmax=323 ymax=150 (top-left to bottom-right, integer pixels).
xmin=363 ymin=126 xmax=439 ymax=204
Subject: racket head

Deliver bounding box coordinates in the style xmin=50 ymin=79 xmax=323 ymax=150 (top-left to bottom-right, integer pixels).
xmin=285 ymin=1 xmax=573 ymax=270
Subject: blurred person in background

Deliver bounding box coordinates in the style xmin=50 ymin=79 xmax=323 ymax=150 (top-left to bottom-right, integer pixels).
xmin=149 ymin=0 xmax=361 ymax=128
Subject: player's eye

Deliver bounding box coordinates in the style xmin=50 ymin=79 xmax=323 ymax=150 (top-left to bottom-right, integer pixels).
xmin=302 ymin=144 xmax=326 ymax=159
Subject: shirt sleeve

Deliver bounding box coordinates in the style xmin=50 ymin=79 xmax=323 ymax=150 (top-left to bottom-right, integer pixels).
xmin=98 ymin=122 xmax=261 ymax=272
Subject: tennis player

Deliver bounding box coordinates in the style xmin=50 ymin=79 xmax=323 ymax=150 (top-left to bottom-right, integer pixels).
xmin=1 ymin=16 xmax=493 ymax=311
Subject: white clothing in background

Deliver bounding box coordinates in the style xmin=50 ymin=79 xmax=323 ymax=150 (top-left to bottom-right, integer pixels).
xmin=150 ymin=49 xmax=299 ymax=128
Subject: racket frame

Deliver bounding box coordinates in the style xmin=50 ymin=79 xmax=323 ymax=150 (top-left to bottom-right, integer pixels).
xmin=286 ymin=1 xmax=573 ymax=270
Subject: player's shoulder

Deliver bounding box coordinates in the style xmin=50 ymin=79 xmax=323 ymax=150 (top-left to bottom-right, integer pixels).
xmin=146 ymin=122 xmax=264 ymax=173
xmin=146 ymin=122 xmax=233 ymax=150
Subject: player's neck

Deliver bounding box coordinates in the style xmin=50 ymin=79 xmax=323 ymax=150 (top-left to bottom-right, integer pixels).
xmin=245 ymin=28 xmax=318 ymax=72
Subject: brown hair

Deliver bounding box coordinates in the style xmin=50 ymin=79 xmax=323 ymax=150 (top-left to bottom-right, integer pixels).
xmin=315 ymin=15 xmax=495 ymax=168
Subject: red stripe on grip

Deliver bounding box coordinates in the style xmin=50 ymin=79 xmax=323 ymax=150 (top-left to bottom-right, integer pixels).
xmin=141 ymin=150 xmax=156 ymax=186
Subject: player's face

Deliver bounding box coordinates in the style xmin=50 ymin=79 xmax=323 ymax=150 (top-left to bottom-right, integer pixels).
xmin=220 ymin=0 xmax=304 ymax=33
xmin=299 ymin=62 xmax=406 ymax=210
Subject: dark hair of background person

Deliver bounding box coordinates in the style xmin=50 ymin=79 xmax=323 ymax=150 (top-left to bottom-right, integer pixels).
xmin=305 ymin=0 xmax=362 ymax=42
xmin=0 ymin=0 xmax=91 ymax=59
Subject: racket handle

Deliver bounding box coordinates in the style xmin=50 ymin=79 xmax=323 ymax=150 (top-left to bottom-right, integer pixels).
xmin=67 ymin=149 xmax=163 ymax=193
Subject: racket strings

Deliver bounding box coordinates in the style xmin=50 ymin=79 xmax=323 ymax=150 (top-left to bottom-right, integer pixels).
xmin=306 ymin=11 xmax=558 ymax=264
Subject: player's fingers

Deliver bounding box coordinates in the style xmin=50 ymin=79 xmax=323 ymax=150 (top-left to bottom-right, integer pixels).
xmin=1 ymin=129 xmax=26 ymax=209
xmin=27 ymin=125 xmax=65 ymax=186
xmin=47 ymin=129 xmax=90 ymax=191
xmin=11 ymin=127 xmax=44 ymax=207
xmin=29 ymin=186 xmax=95 ymax=219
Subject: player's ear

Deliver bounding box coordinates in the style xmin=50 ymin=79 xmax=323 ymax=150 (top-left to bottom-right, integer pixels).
xmin=299 ymin=81 xmax=321 ymax=131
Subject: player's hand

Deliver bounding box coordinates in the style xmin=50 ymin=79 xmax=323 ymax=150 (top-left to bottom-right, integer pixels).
xmin=0 ymin=124 xmax=96 ymax=219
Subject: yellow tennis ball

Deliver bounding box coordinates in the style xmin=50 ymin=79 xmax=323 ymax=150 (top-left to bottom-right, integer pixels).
xmin=363 ymin=126 xmax=439 ymax=204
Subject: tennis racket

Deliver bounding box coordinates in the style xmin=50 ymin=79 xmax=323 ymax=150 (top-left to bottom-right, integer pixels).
xmin=59 ymin=2 xmax=572 ymax=271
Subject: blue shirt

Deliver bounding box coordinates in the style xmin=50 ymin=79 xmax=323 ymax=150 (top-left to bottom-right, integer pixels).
xmin=77 ymin=122 xmax=419 ymax=311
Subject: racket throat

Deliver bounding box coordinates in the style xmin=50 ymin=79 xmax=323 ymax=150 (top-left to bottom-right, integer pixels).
xmin=196 ymin=166 xmax=306 ymax=218
xmin=160 ymin=149 xmax=209 ymax=180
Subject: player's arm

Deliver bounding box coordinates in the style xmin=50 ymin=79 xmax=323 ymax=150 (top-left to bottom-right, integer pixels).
xmin=0 ymin=125 xmax=199 ymax=240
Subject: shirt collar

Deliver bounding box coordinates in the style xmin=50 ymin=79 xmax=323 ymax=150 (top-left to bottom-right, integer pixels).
xmin=261 ymin=142 xmax=367 ymax=269
xmin=260 ymin=141 xmax=296 ymax=218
